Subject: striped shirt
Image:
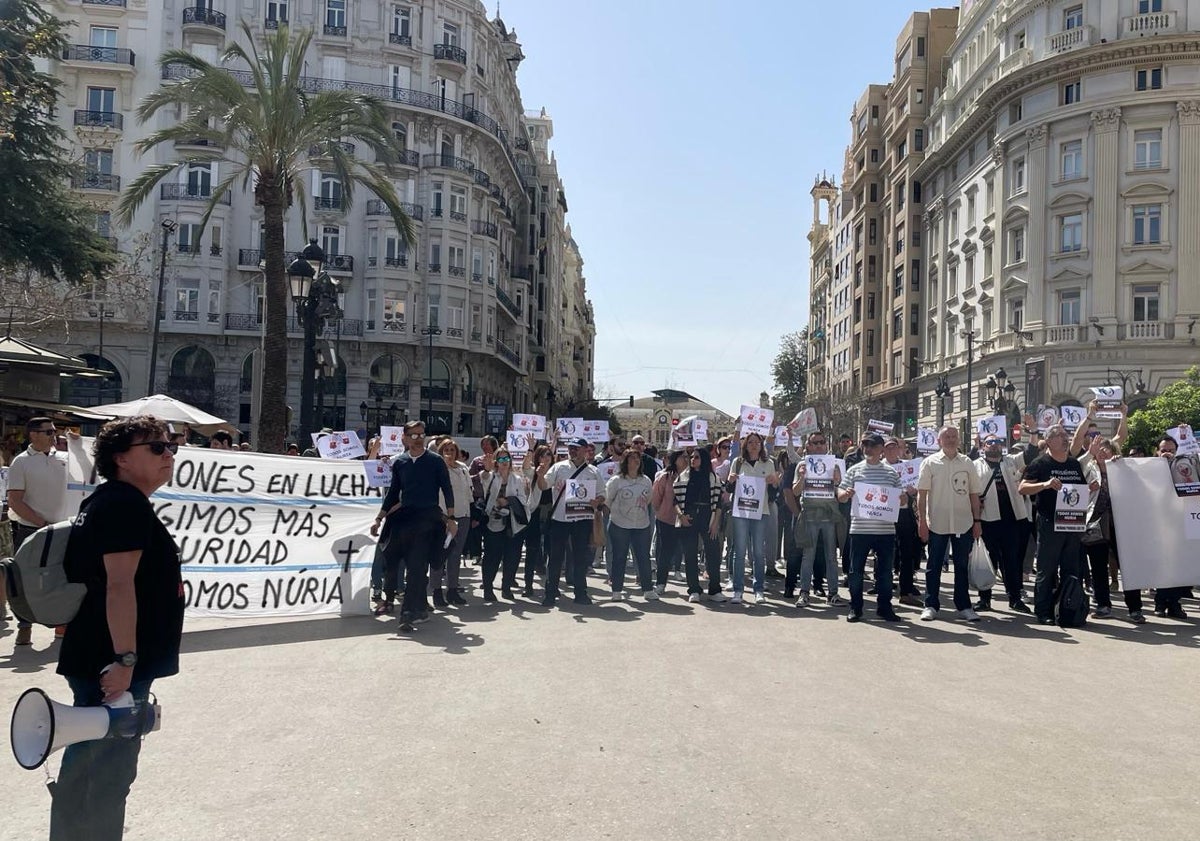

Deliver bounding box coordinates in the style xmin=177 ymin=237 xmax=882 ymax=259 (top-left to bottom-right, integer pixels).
xmin=839 ymin=460 xmax=902 ymax=535
xmin=672 ymin=469 xmax=722 ymax=511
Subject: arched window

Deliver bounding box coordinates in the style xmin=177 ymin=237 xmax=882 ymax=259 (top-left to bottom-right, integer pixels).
xmin=461 ymin=364 xmax=475 ymax=403
xmin=368 ymin=354 xmax=408 ymax=400
xmin=168 ymin=345 xmax=216 ymax=411
xmin=423 ymin=358 xmax=451 ymax=401
xmin=68 ymin=354 xmax=122 ymax=406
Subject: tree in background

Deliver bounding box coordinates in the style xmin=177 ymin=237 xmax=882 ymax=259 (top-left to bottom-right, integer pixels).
xmin=0 ymin=0 xmax=115 ymax=283
xmin=117 ymin=23 xmax=414 ymax=452
xmin=770 ymin=328 xmax=808 ymax=421
xmin=1127 ymin=366 xmax=1200 ymax=454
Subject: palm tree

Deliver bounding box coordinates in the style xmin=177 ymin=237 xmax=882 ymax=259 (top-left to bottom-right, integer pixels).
xmin=118 ymin=22 xmax=414 ymax=452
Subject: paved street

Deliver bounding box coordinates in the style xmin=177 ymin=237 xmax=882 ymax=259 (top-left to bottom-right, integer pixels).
xmin=1 ymin=568 xmax=1198 ymax=841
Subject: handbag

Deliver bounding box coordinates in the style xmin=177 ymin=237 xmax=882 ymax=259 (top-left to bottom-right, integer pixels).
xmin=589 ymin=510 xmax=606 ymax=548
xmin=1080 ymin=519 xmax=1106 ymax=546
xmin=967 ymin=539 xmax=996 ymax=591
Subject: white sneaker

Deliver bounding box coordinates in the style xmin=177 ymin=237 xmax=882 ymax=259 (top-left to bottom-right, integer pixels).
xmin=708 ymin=592 xmax=729 ymax=603
xmin=655 ymin=584 xmax=665 ymax=595
xmin=610 ymin=591 xmax=623 ymax=602
xmin=796 ymin=592 xmax=810 ymax=608
xmin=688 ymin=592 xmax=700 ymax=603
xmin=958 ymin=608 xmax=981 ymax=623
xmin=730 ymin=592 xmax=743 ymax=604
xmin=827 ymin=594 xmax=845 ymax=606
xmin=920 ymin=607 xmax=938 ymax=622
xmin=643 ymin=589 xmax=659 ymax=601
xmin=754 ymin=592 xmax=767 ymax=605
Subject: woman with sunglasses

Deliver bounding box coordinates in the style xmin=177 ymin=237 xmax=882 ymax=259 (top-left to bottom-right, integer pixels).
xmin=52 ymin=416 xmax=183 ymax=840
xmin=651 ymin=450 xmax=688 ymax=592
xmin=726 ymin=432 xmax=780 ymax=605
xmin=674 ymin=446 xmax=725 ymax=603
xmin=480 ymin=447 xmax=529 ymax=601
xmin=518 ymin=443 xmax=555 ymax=596
xmin=604 ymin=449 xmax=655 ymax=600
xmin=431 ymin=439 xmax=472 ymax=607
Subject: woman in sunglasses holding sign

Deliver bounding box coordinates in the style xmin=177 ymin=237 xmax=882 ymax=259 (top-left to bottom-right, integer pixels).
xmin=480 ymin=447 xmax=530 ymax=602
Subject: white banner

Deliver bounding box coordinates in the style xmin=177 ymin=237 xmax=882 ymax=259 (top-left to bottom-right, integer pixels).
xmin=66 ymin=444 xmax=375 ymax=618
xmin=564 ymin=478 xmax=596 ymax=521
xmin=916 ymin=428 xmax=938 ymax=454
xmin=378 ymin=426 xmax=404 ymax=456
xmin=851 ymin=483 xmax=900 ymax=524
xmin=597 ymin=461 xmax=619 ymax=483
xmin=739 ymin=405 xmax=774 ymax=437
xmin=802 ymin=455 xmax=836 ymax=499
xmin=1109 ymin=458 xmax=1200 ymax=588
xmin=788 ymin=408 xmax=819 ymax=436
xmin=732 ymin=475 xmax=766 ymax=520
xmin=1090 ymin=385 xmax=1124 ymax=420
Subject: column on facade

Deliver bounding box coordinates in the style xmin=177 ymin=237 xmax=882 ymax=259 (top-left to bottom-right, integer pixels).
xmin=1023 ymin=125 xmax=1049 ymax=330
xmin=1089 ymin=107 xmax=1122 ymax=325
xmin=1176 ymin=101 xmax=1200 ymax=323
xmin=988 ymin=143 xmax=1005 ymax=337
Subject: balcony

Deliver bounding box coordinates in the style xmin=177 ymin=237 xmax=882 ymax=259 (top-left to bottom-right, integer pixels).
xmin=264 ymin=16 xmax=287 ymax=29
xmin=433 ymin=43 xmax=467 ymax=66
xmin=325 ymin=254 xmax=354 ymax=273
xmin=173 ymin=310 xmax=200 ymax=323
xmin=368 ymin=382 xmax=408 ymax=400
xmin=496 ymin=339 xmax=521 ymax=368
xmin=496 ymin=286 xmax=521 ymax=320
xmin=448 ymin=209 xmax=467 ymax=223
xmin=368 ymin=254 xmax=408 ymax=270
xmin=446 ymin=266 xmax=465 ymax=278
xmin=511 ymin=265 xmax=532 ymax=281
xmin=380 ymin=319 xmax=407 ymax=334
xmin=62 ymin=44 xmax=136 ymax=67
xmin=365 ymin=199 xmax=424 ymax=221
xmin=174 ymin=137 xmax=222 ymax=150
xmin=314 ymin=195 xmax=345 ymax=211
xmin=471 ymin=273 xmax=482 ymax=284
xmin=72 ymin=172 xmax=120 ymax=192
xmin=470 ymin=331 xmax=482 ymax=342
xmin=420 ymin=386 xmax=452 ymax=401
xmin=473 ymin=220 xmax=498 ymax=239
xmin=160 ymin=183 xmax=231 ymax=204
xmin=428 ymin=263 xmax=441 ymax=274
xmin=323 ymin=23 xmax=347 ymax=37
xmin=1000 ymin=48 xmax=1032 ymax=76
xmin=1045 ymin=324 xmax=1087 ymax=344
xmin=225 ymin=313 xmax=262 ymax=332
xmin=388 ymin=32 xmax=413 ymax=47
xmin=395 ymin=149 xmax=420 ymax=168
xmin=1124 ymin=11 xmax=1177 ymax=38
xmin=473 ymin=169 xmax=491 ymax=189
xmin=182 ymin=7 xmax=226 ymax=30
xmin=462 ymin=387 xmax=477 ymax=403
xmin=1046 ymin=25 xmax=1093 ymax=54
xmin=308 ymin=141 xmax=356 ymax=158
xmin=83 ymin=0 xmax=127 ymax=5
xmin=73 ymin=110 xmax=123 ymax=130
xmin=1122 ymin=321 xmax=1171 ymax=340
xmin=423 ymin=153 xmax=475 ymax=174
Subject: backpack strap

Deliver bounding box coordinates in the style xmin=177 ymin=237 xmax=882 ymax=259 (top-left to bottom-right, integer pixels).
xmin=38 ymin=526 xmax=54 ymax=569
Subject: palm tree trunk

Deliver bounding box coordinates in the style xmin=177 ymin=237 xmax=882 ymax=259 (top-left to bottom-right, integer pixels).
xmin=257 ymin=191 xmax=290 ymax=452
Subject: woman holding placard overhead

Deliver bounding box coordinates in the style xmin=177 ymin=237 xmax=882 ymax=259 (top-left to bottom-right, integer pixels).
xmin=480 ymin=447 xmax=529 ymax=602
xmin=725 ymin=432 xmax=779 ymax=605
xmin=674 ymin=446 xmax=726 ymax=604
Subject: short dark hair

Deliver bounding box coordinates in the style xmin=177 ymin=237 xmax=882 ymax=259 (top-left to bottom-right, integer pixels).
xmin=1157 ymin=435 xmax=1177 ymax=452
xmin=26 ymin=417 xmax=53 ymax=431
xmin=479 ymin=435 xmax=498 ymax=449
xmin=94 ymin=415 xmax=168 ymax=481
xmin=404 ymin=420 xmax=425 ymax=433
xmin=210 ymin=431 xmax=233 ymax=446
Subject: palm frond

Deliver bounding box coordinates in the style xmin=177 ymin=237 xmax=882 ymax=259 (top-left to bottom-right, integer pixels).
xmin=117 ymin=163 xmax=182 ymax=227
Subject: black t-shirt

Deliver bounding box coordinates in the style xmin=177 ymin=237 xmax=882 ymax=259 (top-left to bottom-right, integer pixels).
xmin=1022 ymin=454 xmax=1087 ymax=520
xmin=984 ymin=460 xmax=1016 ymax=521
xmin=58 ymin=480 xmax=185 ymax=681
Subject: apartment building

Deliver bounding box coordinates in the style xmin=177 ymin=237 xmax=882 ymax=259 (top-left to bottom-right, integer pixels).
xmin=42 ymin=0 xmax=594 ymax=439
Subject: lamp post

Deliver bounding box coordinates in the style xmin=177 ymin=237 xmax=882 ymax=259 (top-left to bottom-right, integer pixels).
xmin=934 ymin=374 xmax=951 ymax=427
xmin=1106 ymin=366 xmax=1147 ymax=397
xmin=546 ymin=385 xmax=557 ymax=422
xmin=332 ymin=286 xmax=346 ymax=429
xmin=985 ymin=367 xmax=1021 ymax=434
xmin=289 ymin=238 xmax=341 ymax=443
xmin=147 ymin=218 xmax=176 ymax=394
xmin=421 ymin=324 xmax=442 ymax=432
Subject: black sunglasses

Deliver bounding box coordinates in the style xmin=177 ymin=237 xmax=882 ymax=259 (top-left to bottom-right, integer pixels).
xmin=130 ymin=441 xmax=179 ymax=456
xmin=495 ymin=456 xmax=512 ymax=463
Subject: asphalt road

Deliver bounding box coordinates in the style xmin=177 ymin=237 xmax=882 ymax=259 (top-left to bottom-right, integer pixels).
xmin=1 ymin=569 xmax=1197 ymax=841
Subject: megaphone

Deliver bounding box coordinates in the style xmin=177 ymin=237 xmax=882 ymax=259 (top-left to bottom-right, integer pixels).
xmin=10 ymin=688 xmax=161 ymax=770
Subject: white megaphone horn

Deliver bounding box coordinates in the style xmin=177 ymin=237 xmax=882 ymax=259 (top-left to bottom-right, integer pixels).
xmin=10 ymin=688 xmax=161 ymax=770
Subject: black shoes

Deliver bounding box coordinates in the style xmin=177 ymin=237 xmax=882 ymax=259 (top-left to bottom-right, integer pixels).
xmin=398 ymin=613 xmax=416 ymax=632
xmin=446 ymin=588 xmax=467 ymax=606
xmin=482 ymin=588 xmax=497 ymax=603
xmin=541 ymin=594 xmax=557 ymax=607
xmin=877 ymin=610 xmax=901 ymax=622
xmin=1009 ymin=600 xmax=1032 ymax=614
xmin=846 ymin=612 xmax=863 ymax=623
xmin=432 ymin=588 xmax=448 ymax=609
xmin=573 ymin=594 xmax=593 ymax=605
xmin=973 ymin=599 xmax=991 ymax=612
xmin=1167 ymin=604 xmax=1188 ymax=620
xmin=522 ymin=587 xmax=535 ymax=598
xmin=501 ymin=586 xmax=515 ymax=600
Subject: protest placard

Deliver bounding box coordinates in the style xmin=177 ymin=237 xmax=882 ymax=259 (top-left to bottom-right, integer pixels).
xmin=1054 ymin=483 xmax=1089 ymax=532
xmin=673 ymin=415 xmax=698 ymax=447
xmin=597 ymin=461 xmax=619 ymax=483
xmin=1060 ymin=405 xmax=1088 ymax=430
xmin=564 ymin=478 xmax=596 ymax=521
xmin=916 ymin=427 xmax=939 ymax=454
xmin=378 ymin=426 xmax=404 ymax=456
xmin=867 ymin=419 xmax=894 ymax=435
xmin=1036 ymin=405 xmax=1059 ymax=432
xmin=774 ymin=426 xmax=791 ymax=448
xmin=512 ymin=413 xmax=547 ymax=435
xmin=363 ymin=459 xmax=392 ymax=488
xmin=1167 ymin=423 xmax=1200 ymax=455
xmin=581 ymin=419 xmax=610 ymax=444
xmin=1090 ymin=385 xmax=1124 ymax=420
xmin=732 ymin=475 xmax=766 ymax=520
xmin=896 ymin=457 xmax=922 ymax=488
xmin=976 ymin=415 xmax=1007 ymax=441
xmin=315 ymin=430 xmax=366 ymax=460
xmin=1169 ymin=455 xmax=1200 ymax=497
xmin=694 ymin=419 xmax=709 ymax=442
xmin=852 ymin=484 xmax=901 ymax=524
xmin=505 ymin=429 xmax=533 ymax=455
xmin=788 ymin=408 xmax=819 ymax=436
xmin=1109 ymin=458 xmax=1200 ymax=588
xmin=802 ymin=455 xmax=836 ymax=499
xmin=556 ymin=417 xmax=583 ymax=438
xmin=739 ymin=404 xmax=774 ymax=437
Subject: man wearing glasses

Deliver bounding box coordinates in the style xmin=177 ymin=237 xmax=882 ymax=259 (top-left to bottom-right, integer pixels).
xmin=5 ymin=417 xmax=69 ymax=646
xmin=630 ymin=436 xmax=658 ymax=479
xmin=973 ymin=421 xmax=1036 ymax=614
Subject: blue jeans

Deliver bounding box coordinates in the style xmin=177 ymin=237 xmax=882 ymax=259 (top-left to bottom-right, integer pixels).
xmin=730 ymin=516 xmax=767 ymax=594
xmin=608 ymin=523 xmax=653 ymax=592
xmin=925 ymin=530 xmax=973 ymax=611
xmin=849 ymin=532 xmax=895 ymax=615
xmin=799 ymin=517 xmax=839 ymax=596
xmin=49 ymin=676 xmax=155 ymax=841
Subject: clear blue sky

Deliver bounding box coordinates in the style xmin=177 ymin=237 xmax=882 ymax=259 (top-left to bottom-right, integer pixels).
xmin=498 ymin=0 xmax=944 ymax=415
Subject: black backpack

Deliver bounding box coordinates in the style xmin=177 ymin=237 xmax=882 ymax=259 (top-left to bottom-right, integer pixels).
xmin=1057 ymin=574 xmax=1088 ymax=628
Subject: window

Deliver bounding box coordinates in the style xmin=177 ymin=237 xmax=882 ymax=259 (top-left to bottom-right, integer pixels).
xmin=1059 ymin=290 xmax=1081 ymax=325
xmin=383 ymin=293 xmax=406 ymax=331
xmin=916 ymin=37 xmax=926 ymax=58
xmin=892 ymin=310 xmax=902 ymax=339
xmin=1061 ymin=140 xmax=1082 ymax=180
xmin=427 ymin=285 xmax=440 ymax=327
xmin=897 ymin=140 xmax=907 ymax=162
xmin=869 ymin=183 xmax=878 ymax=203
xmin=392 ymin=5 xmax=411 ymax=38
xmin=325 ymin=0 xmax=345 ymax=28
xmin=966 ymin=194 xmax=976 ymax=228
xmin=267 ymin=1 xmax=288 ymax=24
xmin=1009 ymin=227 xmax=1026 ymax=263
xmin=1010 ymin=298 xmax=1024 ymax=332
xmin=94 ymin=210 xmax=111 ymax=237
xmin=176 ymin=279 xmax=199 ymax=314
xmin=866 ymin=293 xmax=875 ymax=319
xmin=985 ymin=178 xmax=994 ymax=214
xmin=86 ymin=86 xmax=115 ymax=114
xmin=442 ymin=21 xmax=460 ymax=46
xmin=1136 ymin=67 xmax=1163 ymax=91
xmin=429 ymin=242 xmax=441 ymax=271
xmin=447 ymin=245 xmax=465 ymax=271
xmin=1009 ymin=101 xmax=1023 ymax=123
xmin=1132 ymin=203 xmax=1162 ymax=245
xmin=321 ymin=225 xmax=342 ymax=255
xmin=916 ymin=88 xmax=924 ymax=104
xmin=431 ymin=181 xmax=444 ymax=216
xmin=1013 ymin=30 xmax=1026 ymax=50
xmin=1011 ymin=157 xmax=1025 ymax=194
xmin=948 ymin=265 xmax=958 ymax=296
xmin=84 ymin=148 xmax=113 ymax=175
xmin=1064 ymin=5 xmax=1083 ymax=29
xmin=89 ymin=26 xmax=117 ymax=48
xmin=950 ymin=208 xmax=959 ymax=240
xmin=177 ymin=223 xmax=200 ymax=253
xmin=868 ymin=219 xmax=877 ymax=245
xmin=449 ymin=185 xmax=466 ymax=217
xmin=1062 ymin=80 xmax=1081 ymax=106
xmin=210 ymin=225 xmax=222 ymax=257
xmin=186 ymin=162 xmax=213 ymax=197
xmin=910 ymin=258 xmax=921 ymax=289
xmin=1134 ymin=129 xmax=1162 ymax=169
xmin=983 ymin=244 xmax=993 ymax=278
xmin=910 ymin=304 xmax=919 ymax=336
xmin=896 ymin=181 xmax=906 ymax=210
xmin=319 ymin=174 xmax=342 ymax=206
xmin=914 ymin=128 xmax=924 ymax=152
xmin=1132 ymin=284 xmax=1160 ymax=322
xmin=1059 ymin=213 xmax=1083 ymax=252
xmin=385 ymin=234 xmax=406 ymax=264
xmin=870 ymin=148 xmax=879 ymax=163
xmin=1138 ymin=0 xmax=1163 ymax=11
xmin=447 ymin=296 xmax=465 ymax=331
xmin=390 ymin=65 xmax=411 ymax=93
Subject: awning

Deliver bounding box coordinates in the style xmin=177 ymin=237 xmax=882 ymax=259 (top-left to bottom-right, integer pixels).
xmin=0 ymin=397 xmax=116 ymax=422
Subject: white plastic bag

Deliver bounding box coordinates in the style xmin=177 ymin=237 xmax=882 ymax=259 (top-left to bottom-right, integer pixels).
xmin=968 ymin=539 xmax=996 ymax=591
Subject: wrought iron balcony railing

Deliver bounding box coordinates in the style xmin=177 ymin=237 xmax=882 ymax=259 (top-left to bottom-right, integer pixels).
xmin=72 ymin=172 xmax=120 ymax=191
xmin=62 ymin=45 xmax=136 ymax=66
xmin=182 ymin=7 xmax=226 ymax=29
xmin=73 ymin=110 xmax=123 ymax=129
xmin=433 ymin=43 xmax=467 ymax=65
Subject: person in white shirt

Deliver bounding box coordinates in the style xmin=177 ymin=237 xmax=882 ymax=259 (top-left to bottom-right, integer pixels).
xmin=432 ymin=439 xmax=473 ymax=607
xmin=479 ymin=447 xmax=529 ymax=602
xmin=536 ymin=437 xmax=604 ymax=606
xmin=603 ymin=450 xmax=655 ymax=601
xmin=916 ymin=426 xmax=983 ymax=623
xmin=972 ymin=431 xmax=1034 ymax=614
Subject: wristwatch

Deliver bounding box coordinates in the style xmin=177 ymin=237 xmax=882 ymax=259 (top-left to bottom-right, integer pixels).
xmin=115 ymin=651 xmax=138 ymax=668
